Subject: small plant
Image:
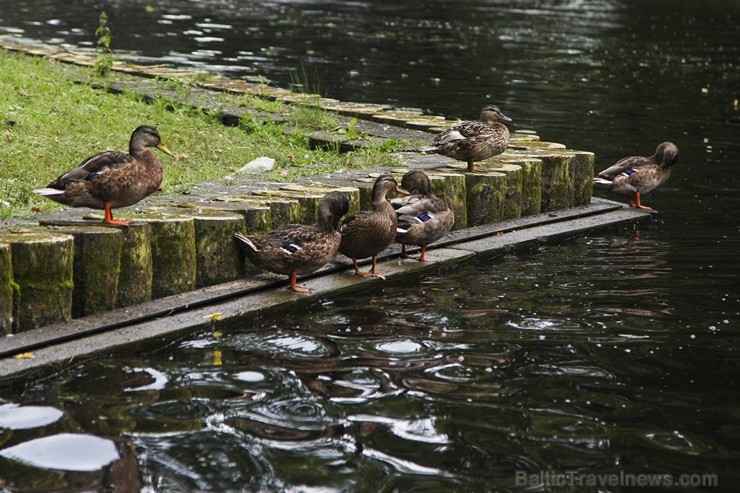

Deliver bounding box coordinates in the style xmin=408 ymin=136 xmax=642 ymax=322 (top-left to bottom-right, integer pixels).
xmin=94 ymin=11 xmax=113 ymax=76
xmin=337 ymin=117 xmax=360 ymax=139
xmin=288 ymin=62 xmax=325 ymax=104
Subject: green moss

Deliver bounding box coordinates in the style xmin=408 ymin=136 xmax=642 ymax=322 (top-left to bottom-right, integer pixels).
xmin=193 ymin=215 xmax=247 ymax=287
xmin=495 ymin=164 xmax=523 ymax=220
xmin=0 ymin=232 xmax=74 ymax=332
xmin=146 ymin=218 xmax=197 ymax=298
xmin=116 ymin=223 xmax=153 ymax=307
xmin=518 ymin=159 xmax=543 ymax=215
xmin=46 ymin=226 xmax=123 ymax=317
xmin=465 ymin=173 xmax=508 ymax=226
xmin=539 ymin=154 xmax=572 ymax=212
xmin=0 ymin=243 xmax=12 ymax=334
xmin=571 ymin=151 xmax=594 ymax=206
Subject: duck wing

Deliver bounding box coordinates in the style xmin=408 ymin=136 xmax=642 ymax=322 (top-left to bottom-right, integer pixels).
xmin=395 ymin=195 xmax=450 ymax=217
xmin=597 ymin=155 xmax=653 ymax=179
xmin=453 ymin=120 xmax=493 ymax=139
xmin=49 ymin=151 xmax=134 ymax=187
xmin=396 ymin=195 xmax=454 ymax=244
xmin=237 ymin=226 xmax=339 ymax=275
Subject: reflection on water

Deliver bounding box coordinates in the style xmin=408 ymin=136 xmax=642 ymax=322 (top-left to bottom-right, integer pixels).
xmin=1 ymin=228 xmax=737 ymax=490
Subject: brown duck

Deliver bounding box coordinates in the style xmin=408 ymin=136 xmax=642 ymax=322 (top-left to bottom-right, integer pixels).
xmin=593 ymin=141 xmax=679 ymax=210
xmin=339 ymin=174 xmax=406 ymax=279
xmin=391 ymin=170 xmax=455 ymax=262
xmin=421 ymin=104 xmax=512 ymax=173
xmin=34 ymin=125 xmax=174 ymax=226
xmin=235 ymin=191 xmax=350 ymax=293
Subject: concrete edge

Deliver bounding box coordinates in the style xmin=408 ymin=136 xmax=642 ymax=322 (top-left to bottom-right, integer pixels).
xmin=0 ymin=202 xmax=651 ymax=383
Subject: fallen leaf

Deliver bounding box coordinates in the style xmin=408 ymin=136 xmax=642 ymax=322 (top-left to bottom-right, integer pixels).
xmin=13 ymin=352 xmax=35 ymax=359
xmin=204 ymin=312 xmax=223 ymax=321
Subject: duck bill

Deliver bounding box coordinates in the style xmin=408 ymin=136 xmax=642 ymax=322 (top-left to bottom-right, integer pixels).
xmin=395 ymin=186 xmax=410 ymax=196
xmin=499 ymin=112 xmax=513 ymax=123
xmin=157 ymin=143 xmax=176 ymax=157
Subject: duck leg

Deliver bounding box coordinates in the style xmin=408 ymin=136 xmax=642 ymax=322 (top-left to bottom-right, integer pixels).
xmin=417 ymin=245 xmax=435 ymax=263
xmin=402 ymin=244 xmax=435 ymax=262
xmin=352 ymin=257 xmax=385 ymax=279
xmin=400 ymin=244 xmax=414 ymax=259
xmin=289 ymin=272 xmax=311 ymax=293
xmin=368 ymin=256 xmax=386 ymax=280
xmin=103 ymin=201 xmax=131 ymax=226
xmin=631 ymin=192 xmax=653 ymax=211
xmin=466 ymin=160 xmax=485 ymax=173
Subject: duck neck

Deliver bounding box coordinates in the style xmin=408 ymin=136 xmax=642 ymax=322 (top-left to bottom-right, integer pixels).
xmin=316 ymin=206 xmax=337 ymax=232
xmin=129 ymin=137 xmax=153 ymax=159
xmin=372 ymin=189 xmax=392 ymax=211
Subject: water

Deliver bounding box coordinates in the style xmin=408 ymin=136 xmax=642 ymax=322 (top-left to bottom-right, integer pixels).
xmin=1 ymin=0 xmax=739 ymax=490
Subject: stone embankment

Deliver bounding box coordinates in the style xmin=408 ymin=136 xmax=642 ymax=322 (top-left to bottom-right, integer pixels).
xmin=0 ymin=39 xmax=617 ymax=343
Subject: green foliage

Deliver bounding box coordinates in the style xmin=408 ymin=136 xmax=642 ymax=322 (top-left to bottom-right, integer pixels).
xmin=337 ymin=117 xmax=360 ymax=139
xmin=94 ymin=11 xmax=114 ymax=76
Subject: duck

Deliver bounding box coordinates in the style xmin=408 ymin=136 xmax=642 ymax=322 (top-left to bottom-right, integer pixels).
xmin=33 ymin=125 xmax=174 ymax=226
xmin=391 ymin=170 xmax=454 ymax=262
xmin=339 ymin=174 xmax=406 ymax=279
xmin=235 ymin=191 xmax=350 ymax=293
xmin=593 ymin=141 xmax=679 ymax=210
xmin=421 ymin=104 xmax=512 ymax=173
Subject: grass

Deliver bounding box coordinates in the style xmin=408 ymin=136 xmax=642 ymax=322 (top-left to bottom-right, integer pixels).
xmin=0 ymin=51 xmax=402 ymax=219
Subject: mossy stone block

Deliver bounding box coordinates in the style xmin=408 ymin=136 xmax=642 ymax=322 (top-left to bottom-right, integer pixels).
xmin=488 ymin=163 xmax=523 ymax=220
xmin=465 ymin=172 xmax=508 ymax=226
xmin=0 ymin=231 xmax=74 ymax=332
xmin=227 ymin=195 xmax=299 ymax=229
xmin=116 ymin=223 xmax=153 ymax=308
xmin=429 ymin=172 xmax=467 ymax=230
xmin=47 ymin=226 xmax=123 ymax=318
xmin=194 ymin=214 xmax=248 ymax=287
xmin=253 ymin=190 xmax=323 ymax=225
xmin=0 ymin=243 xmax=12 ymax=335
xmin=571 ymin=151 xmax=594 ymax=206
xmin=176 ymin=201 xmax=272 ymax=234
xmin=145 ymin=218 xmax=197 ymax=298
xmin=279 ymin=184 xmax=362 ymax=219
xmin=357 ymin=182 xmax=374 ymax=211
xmin=517 ymin=158 xmax=543 ymax=216
xmin=539 ymin=153 xmax=572 ymax=211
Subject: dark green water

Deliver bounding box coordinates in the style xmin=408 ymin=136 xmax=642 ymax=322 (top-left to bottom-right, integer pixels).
xmin=0 ymin=0 xmax=738 ymax=491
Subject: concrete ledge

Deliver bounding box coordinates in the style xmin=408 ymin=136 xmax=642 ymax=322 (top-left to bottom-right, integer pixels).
xmin=0 ymin=200 xmax=650 ymax=382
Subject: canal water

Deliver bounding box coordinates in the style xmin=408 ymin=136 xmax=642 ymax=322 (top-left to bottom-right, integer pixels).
xmin=0 ymin=0 xmax=738 ymax=491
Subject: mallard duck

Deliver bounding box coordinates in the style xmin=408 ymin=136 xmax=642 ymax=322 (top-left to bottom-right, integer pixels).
xmin=235 ymin=191 xmax=350 ymax=293
xmin=391 ymin=170 xmax=454 ymax=262
xmin=34 ymin=126 xmax=174 ymax=226
xmin=421 ymin=104 xmax=512 ymax=173
xmin=593 ymin=141 xmax=679 ymax=210
xmin=339 ymin=175 xmax=406 ymax=279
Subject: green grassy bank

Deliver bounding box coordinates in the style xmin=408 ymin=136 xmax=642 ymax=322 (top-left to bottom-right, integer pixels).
xmin=0 ymin=51 xmax=400 ymax=219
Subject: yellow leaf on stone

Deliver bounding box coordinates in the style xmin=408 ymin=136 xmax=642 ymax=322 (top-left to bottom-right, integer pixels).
xmin=204 ymin=312 xmax=223 ymax=321
xmin=13 ymin=352 xmax=35 ymax=359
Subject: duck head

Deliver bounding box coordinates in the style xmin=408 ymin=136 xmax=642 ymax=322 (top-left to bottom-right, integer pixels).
xmin=654 ymin=141 xmax=680 ymax=168
xmin=480 ymin=105 xmax=512 ymax=124
xmin=400 ymin=170 xmax=433 ymax=196
xmin=130 ymin=125 xmax=174 ymax=157
xmin=318 ymin=191 xmax=351 ymax=230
